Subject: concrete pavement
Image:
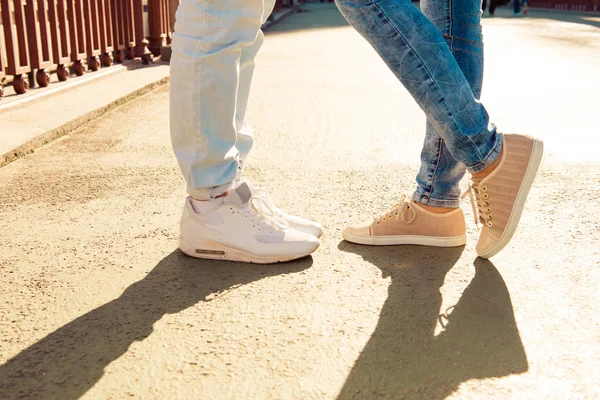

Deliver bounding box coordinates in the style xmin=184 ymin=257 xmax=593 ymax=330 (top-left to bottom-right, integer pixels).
xmin=0 ymin=62 xmax=170 ymax=168
xmin=1 ymin=3 xmax=599 ymax=399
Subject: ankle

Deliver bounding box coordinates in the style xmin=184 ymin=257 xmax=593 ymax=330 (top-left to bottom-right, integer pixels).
xmin=472 ymin=146 xmax=504 ymax=180
xmin=190 ymin=196 xmax=225 ymax=213
xmin=415 ymin=202 xmax=456 ymax=214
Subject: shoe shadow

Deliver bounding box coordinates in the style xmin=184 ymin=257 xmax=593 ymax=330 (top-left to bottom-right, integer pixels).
xmin=336 ymin=242 xmax=528 ymax=400
xmin=0 ymin=251 xmax=313 ymax=400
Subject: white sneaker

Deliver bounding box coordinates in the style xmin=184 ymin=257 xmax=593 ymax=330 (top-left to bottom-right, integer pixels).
xmin=238 ymin=179 xmax=324 ymax=238
xmin=179 ymin=183 xmax=320 ymax=264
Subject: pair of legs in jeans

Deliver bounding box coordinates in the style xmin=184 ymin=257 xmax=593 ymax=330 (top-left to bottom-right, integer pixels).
xmin=170 ymin=0 xmax=542 ymax=263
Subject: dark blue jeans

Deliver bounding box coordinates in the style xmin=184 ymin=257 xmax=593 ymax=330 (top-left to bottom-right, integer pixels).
xmin=336 ymin=0 xmax=502 ymax=207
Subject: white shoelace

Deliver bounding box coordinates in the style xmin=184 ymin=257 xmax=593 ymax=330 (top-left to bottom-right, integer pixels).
xmin=461 ymin=184 xmax=492 ymax=229
xmin=253 ymin=187 xmax=286 ymax=218
xmin=374 ymin=194 xmax=417 ymax=225
xmin=249 ymin=195 xmax=289 ymax=231
xmin=237 ymin=180 xmax=287 ymax=220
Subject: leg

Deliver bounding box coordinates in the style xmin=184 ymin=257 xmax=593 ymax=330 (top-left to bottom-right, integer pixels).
xmin=339 ymin=0 xmax=543 ymax=258
xmin=234 ymin=32 xmax=263 ymax=165
xmin=229 ymin=0 xmax=322 ymax=238
xmin=513 ymin=0 xmax=521 ymax=14
xmin=171 ymin=0 xmax=322 ymax=263
xmin=236 ymin=0 xmax=276 ymax=163
xmin=414 ymin=0 xmax=485 ymax=208
xmin=335 ymin=0 xmax=501 ymax=173
xmin=489 ymin=0 xmax=497 ymax=14
xmin=170 ymin=0 xmax=265 ymax=200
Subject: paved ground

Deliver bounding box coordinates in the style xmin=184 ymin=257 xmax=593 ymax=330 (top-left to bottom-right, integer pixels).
xmin=0 ymin=62 xmax=170 ymax=167
xmin=1 ymin=4 xmax=599 ymax=399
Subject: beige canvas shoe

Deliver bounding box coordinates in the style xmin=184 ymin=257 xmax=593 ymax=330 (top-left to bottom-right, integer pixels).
xmin=464 ymin=134 xmax=543 ymax=259
xmin=342 ymin=195 xmax=467 ymax=247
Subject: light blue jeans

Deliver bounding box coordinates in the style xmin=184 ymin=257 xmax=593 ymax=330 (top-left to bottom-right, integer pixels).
xmin=170 ymin=0 xmax=275 ymax=200
xmin=336 ymin=0 xmax=502 ymax=208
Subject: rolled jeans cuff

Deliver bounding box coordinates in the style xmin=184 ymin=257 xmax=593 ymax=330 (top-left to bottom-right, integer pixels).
xmin=188 ymin=181 xmax=236 ymax=201
xmin=467 ymin=132 xmax=503 ymax=173
xmin=412 ymin=191 xmax=461 ymax=209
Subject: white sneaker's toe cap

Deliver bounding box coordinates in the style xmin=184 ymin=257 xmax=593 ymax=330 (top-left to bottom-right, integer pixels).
xmin=282 ymin=228 xmax=320 ymax=255
xmin=285 ymin=215 xmax=324 ymax=238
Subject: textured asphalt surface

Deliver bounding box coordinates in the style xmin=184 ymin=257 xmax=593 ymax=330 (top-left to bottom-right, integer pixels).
xmin=1 ymin=4 xmax=599 ymax=399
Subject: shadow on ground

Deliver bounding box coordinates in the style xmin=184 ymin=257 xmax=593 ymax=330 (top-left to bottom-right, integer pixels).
xmin=336 ymin=243 xmax=528 ymax=399
xmin=0 ymin=251 xmax=312 ymax=400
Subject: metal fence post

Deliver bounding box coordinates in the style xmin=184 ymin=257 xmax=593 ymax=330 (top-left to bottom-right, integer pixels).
xmin=25 ymin=0 xmax=55 ymax=87
xmin=110 ymin=0 xmax=126 ymax=62
xmin=133 ymin=0 xmax=151 ymax=63
xmin=67 ymin=0 xmax=88 ymax=76
xmin=123 ymin=0 xmax=136 ymax=59
xmin=98 ymin=0 xmax=114 ymax=66
xmin=82 ymin=0 xmax=102 ymax=71
xmin=48 ymin=0 xmax=72 ymax=81
xmin=147 ymin=0 xmax=167 ymax=56
xmin=1 ymin=0 xmax=32 ymax=93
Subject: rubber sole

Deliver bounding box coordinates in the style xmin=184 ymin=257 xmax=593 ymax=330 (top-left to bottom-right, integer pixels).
xmin=477 ymin=139 xmax=544 ymax=259
xmin=179 ymin=237 xmax=319 ymax=264
xmin=342 ymin=230 xmax=467 ymax=247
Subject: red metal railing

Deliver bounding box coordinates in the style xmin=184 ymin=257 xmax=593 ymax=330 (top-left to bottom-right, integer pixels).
xmin=0 ymin=0 xmax=174 ymax=98
xmin=0 ymin=0 xmax=292 ymax=99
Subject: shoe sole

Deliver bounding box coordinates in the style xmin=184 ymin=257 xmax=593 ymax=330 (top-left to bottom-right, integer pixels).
xmin=179 ymin=237 xmax=319 ymax=264
xmin=342 ymin=231 xmax=467 ymax=247
xmin=477 ymin=139 xmax=544 ymax=259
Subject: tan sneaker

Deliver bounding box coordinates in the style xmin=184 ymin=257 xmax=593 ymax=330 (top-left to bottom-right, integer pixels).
xmin=342 ymin=195 xmax=467 ymax=247
xmin=464 ymin=134 xmax=543 ymax=259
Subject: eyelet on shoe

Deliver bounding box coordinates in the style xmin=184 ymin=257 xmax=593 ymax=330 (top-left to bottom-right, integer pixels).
xmin=484 ymin=201 xmax=490 ymax=206
xmin=481 ymin=186 xmax=488 ymax=192
xmin=483 ymin=193 xmax=489 ymax=200
xmin=486 ymin=208 xmax=491 ymax=213
xmin=488 ymin=214 xmax=493 ymax=220
xmin=487 ymin=221 xmax=493 ymax=228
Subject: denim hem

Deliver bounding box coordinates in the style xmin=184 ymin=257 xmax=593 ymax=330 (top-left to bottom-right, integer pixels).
xmin=467 ymin=132 xmax=503 ymax=173
xmin=189 ymin=180 xmax=236 ymax=201
xmin=412 ymin=191 xmax=461 ymax=209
